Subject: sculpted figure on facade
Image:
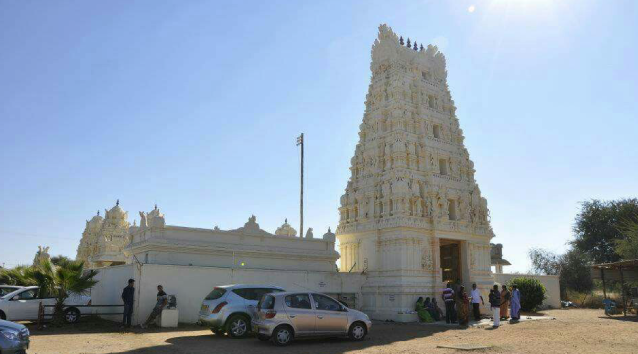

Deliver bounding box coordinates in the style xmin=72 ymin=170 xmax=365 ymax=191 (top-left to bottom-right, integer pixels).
xmin=275 ymin=219 xmax=297 ymax=237
xmin=33 ymin=246 xmax=50 ymax=267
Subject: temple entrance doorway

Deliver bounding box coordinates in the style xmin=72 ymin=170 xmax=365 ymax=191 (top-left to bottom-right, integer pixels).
xmin=439 ymin=239 xmax=461 ymax=284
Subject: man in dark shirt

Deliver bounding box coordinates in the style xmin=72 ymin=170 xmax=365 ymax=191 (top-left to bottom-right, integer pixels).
xmin=121 ymin=279 xmax=135 ymax=328
xmin=488 ymin=284 xmax=502 ymax=328
xmin=141 ymin=285 xmax=168 ymax=328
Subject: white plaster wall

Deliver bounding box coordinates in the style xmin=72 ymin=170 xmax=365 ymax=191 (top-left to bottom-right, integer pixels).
xmin=493 ymin=273 xmax=561 ymax=309
xmin=125 ymin=264 xmax=367 ymax=324
xmin=89 ymin=264 xmax=134 ymax=320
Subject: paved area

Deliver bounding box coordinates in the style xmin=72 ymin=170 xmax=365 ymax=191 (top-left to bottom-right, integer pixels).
xmin=24 ymin=309 xmax=638 ymax=354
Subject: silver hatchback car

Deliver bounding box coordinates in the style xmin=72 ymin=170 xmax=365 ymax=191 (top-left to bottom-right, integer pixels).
xmin=252 ymin=291 xmax=372 ymax=346
xmin=198 ymin=284 xmax=285 ymax=338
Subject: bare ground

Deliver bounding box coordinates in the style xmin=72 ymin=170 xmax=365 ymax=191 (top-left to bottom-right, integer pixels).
xmin=25 ymin=309 xmax=638 ymax=354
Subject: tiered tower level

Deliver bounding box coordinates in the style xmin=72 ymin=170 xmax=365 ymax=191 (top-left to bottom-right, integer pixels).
xmin=337 ymin=25 xmax=494 ymax=321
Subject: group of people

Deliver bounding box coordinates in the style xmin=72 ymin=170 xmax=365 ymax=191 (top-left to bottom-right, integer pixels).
xmin=121 ymin=278 xmax=169 ymax=329
xmin=488 ymin=284 xmax=521 ymax=327
xmin=415 ymin=296 xmax=444 ymax=323
xmin=414 ymin=280 xmax=522 ymax=329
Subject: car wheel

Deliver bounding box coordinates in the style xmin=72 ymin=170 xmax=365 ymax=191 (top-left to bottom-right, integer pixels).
xmin=271 ymin=325 xmax=293 ymax=346
xmin=226 ymin=314 xmax=250 ymax=339
xmin=257 ymin=334 xmax=270 ymax=341
xmin=0 ymin=311 xmax=6 ymax=320
xmin=65 ymin=308 xmax=81 ymax=324
xmin=211 ymin=328 xmax=225 ymax=335
xmin=348 ymin=322 xmax=367 ymax=341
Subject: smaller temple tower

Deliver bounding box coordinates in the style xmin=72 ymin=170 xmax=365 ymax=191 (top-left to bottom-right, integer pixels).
xmin=77 ymin=200 xmax=131 ymax=268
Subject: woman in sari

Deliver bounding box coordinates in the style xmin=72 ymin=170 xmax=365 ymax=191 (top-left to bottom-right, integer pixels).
xmin=500 ymin=284 xmax=511 ymax=320
xmin=510 ymin=285 xmax=521 ymax=321
xmin=457 ymin=286 xmax=470 ymax=327
xmin=431 ymin=298 xmax=444 ymax=320
xmin=416 ymin=297 xmax=434 ymax=323
xmin=424 ymin=297 xmax=440 ymax=321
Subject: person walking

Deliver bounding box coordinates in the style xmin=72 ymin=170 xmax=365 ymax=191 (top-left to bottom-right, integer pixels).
xmin=442 ymin=282 xmax=457 ymax=324
xmin=141 ymin=285 xmax=168 ymax=329
xmin=510 ymin=284 xmax=521 ymax=321
xmin=470 ymin=283 xmax=484 ymax=322
xmin=121 ymin=279 xmax=135 ymax=329
xmin=500 ymin=284 xmax=511 ymax=320
xmin=488 ymin=285 xmax=501 ymax=328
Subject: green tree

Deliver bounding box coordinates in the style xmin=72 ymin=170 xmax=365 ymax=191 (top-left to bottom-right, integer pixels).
xmin=50 ymin=255 xmax=73 ymax=266
xmin=0 ymin=265 xmax=37 ymax=286
xmin=33 ymin=258 xmax=98 ymax=325
xmin=507 ymin=277 xmax=546 ymax=312
xmin=572 ymin=199 xmax=638 ymax=263
xmin=528 ymin=247 xmax=593 ymax=298
xmin=0 ymin=259 xmax=98 ymax=325
xmin=616 ymin=220 xmax=638 ymax=259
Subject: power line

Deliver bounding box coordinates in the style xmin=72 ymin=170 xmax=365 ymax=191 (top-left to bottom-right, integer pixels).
xmin=0 ymin=230 xmax=78 ymax=241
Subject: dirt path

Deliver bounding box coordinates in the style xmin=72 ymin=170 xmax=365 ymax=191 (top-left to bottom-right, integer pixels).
xmin=25 ymin=309 xmax=637 ymax=354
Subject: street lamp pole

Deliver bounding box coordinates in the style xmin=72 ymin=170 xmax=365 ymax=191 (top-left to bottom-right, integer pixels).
xmin=296 ymin=133 xmax=304 ymax=238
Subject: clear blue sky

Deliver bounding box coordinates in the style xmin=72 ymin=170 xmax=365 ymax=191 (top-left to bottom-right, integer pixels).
xmin=1 ymin=0 xmax=637 ymax=272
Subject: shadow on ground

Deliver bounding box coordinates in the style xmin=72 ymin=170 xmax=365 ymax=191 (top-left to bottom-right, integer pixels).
xmin=107 ymin=322 xmax=458 ymax=354
xmin=24 ymin=317 xmax=203 ymax=336
xmin=598 ymin=314 xmax=638 ymax=322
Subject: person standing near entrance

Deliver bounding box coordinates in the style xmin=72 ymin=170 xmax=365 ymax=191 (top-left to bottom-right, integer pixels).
xmin=489 ymin=284 xmax=501 ymax=328
xmin=470 ymin=283 xmax=484 ymax=321
xmin=442 ymin=282 xmax=457 ymax=324
xmin=121 ymin=279 xmax=135 ymax=329
xmin=500 ymin=284 xmax=511 ymax=320
xmin=510 ymin=284 xmax=521 ymax=321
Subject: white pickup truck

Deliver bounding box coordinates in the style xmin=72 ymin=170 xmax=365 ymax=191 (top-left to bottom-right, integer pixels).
xmin=0 ymin=286 xmax=91 ymax=323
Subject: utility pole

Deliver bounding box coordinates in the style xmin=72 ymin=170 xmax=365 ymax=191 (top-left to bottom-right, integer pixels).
xmin=297 ymin=133 xmax=304 ymax=238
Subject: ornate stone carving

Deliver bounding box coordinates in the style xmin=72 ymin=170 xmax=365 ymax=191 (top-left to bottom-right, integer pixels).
xmin=275 ymin=218 xmax=297 ymax=237
xmin=33 ymin=246 xmax=50 ymax=267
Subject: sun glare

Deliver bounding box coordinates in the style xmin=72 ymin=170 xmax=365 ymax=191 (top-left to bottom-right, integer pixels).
xmin=468 ymin=5 xmax=476 ymax=13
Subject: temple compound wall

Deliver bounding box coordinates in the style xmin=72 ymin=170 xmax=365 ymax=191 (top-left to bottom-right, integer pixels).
xmin=88 ymin=209 xmax=365 ymax=325
xmin=92 ymin=264 xmax=366 ymax=325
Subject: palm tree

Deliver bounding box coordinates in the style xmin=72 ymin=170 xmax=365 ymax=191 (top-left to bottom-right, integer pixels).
xmin=34 ymin=258 xmax=98 ymax=325
xmin=0 ymin=265 xmax=38 ymax=286
xmin=1 ymin=258 xmax=98 ymax=325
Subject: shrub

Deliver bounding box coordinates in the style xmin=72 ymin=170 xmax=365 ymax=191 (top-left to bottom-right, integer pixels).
xmin=507 ymin=277 xmax=547 ymax=312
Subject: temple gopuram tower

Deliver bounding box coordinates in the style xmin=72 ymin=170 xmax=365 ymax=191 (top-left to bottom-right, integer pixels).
xmin=337 ymin=25 xmax=494 ymax=321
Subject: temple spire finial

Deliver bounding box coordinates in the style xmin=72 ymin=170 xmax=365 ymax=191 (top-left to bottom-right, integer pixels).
xmin=116 ymin=199 xmax=119 ymax=206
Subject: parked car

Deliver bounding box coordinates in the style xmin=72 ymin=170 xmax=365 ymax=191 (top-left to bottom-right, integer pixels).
xmin=0 ymin=286 xmax=23 ymax=297
xmin=252 ymin=291 xmax=372 ymax=346
xmin=0 ymin=319 xmax=30 ymax=354
xmin=198 ymin=284 xmax=285 ymax=338
xmin=0 ymin=286 xmax=91 ymax=323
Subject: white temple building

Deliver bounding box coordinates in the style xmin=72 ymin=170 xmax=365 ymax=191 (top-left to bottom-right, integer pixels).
xmin=83 ymin=25 xmax=560 ymax=324
xmin=336 ymin=24 xmax=494 ymax=320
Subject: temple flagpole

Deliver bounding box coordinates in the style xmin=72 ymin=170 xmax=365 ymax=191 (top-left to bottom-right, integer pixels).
xmin=297 ymin=133 xmax=304 ymax=238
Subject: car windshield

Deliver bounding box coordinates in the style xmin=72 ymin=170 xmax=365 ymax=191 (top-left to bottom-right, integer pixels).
xmin=205 ymin=287 xmax=226 ymax=300
xmin=0 ymin=287 xmax=20 ymax=297
xmin=258 ymin=295 xmax=275 ymax=310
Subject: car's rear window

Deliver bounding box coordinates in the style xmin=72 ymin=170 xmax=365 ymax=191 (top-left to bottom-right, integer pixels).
xmin=205 ymin=287 xmax=226 ymax=300
xmin=258 ymin=295 xmax=275 ymax=310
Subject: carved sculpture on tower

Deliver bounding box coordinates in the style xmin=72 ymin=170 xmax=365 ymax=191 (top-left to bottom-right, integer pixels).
xmin=275 ymin=219 xmax=297 ymax=237
xmin=336 ymin=24 xmax=495 ymax=321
